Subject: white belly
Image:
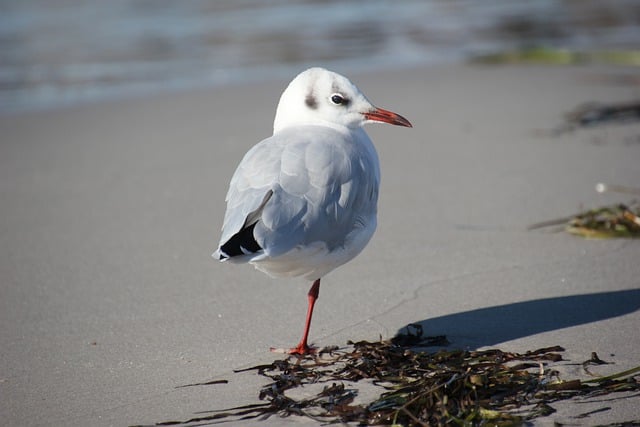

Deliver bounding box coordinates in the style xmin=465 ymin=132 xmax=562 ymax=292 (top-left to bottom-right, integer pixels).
xmin=250 ymin=215 xmax=376 ymax=281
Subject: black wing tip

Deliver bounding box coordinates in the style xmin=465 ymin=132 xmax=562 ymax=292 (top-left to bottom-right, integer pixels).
xmin=218 ymin=222 xmax=262 ymax=259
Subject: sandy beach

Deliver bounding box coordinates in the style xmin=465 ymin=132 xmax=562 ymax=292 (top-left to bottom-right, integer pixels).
xmin=1 ymin=64 xmax=639 ymax=426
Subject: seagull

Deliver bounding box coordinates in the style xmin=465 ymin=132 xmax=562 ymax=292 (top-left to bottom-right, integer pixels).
xmin=213 ymin=67 xmax=412 ymax=354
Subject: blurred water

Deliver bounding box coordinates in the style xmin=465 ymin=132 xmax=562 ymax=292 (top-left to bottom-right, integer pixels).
xmin=1 ymin=0 xmax=638 ymax=113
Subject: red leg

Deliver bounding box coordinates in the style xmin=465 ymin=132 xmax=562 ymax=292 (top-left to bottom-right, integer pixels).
xmin=271 ymin=279 xmax=320 ymax=355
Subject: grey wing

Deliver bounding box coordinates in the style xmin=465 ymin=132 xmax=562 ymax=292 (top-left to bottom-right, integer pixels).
xmin=215 ymin=127 xmax=379 ymax=261
xmin=256 ymin=127 xmax=380 ymax=257
xmin=214 ymin=139 xmax=282 ymax=259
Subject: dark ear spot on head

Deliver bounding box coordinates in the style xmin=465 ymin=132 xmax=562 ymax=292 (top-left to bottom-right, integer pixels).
xmin=305 ymin=92 xmax=318 ymax=109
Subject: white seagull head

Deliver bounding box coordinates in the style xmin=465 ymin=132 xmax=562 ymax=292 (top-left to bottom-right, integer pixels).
xmin=273 ymin=67 xmax=412 ymax=133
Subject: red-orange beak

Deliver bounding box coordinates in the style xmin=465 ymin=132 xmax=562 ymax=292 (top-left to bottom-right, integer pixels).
xmin=363 ymin=107 xmax=412 ymax=128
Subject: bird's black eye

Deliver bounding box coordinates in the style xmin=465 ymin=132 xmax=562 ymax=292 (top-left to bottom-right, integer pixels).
xmin=330 ymin=93 xmax=347 ymax=105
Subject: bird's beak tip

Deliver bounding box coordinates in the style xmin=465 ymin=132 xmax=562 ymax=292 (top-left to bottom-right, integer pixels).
xmin=364 ymin=107 xmax=412 ymax=128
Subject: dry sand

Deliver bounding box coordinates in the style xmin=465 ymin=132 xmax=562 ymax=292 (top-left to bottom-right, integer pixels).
xmin=1 ymin=64 xmax=639 ymax=426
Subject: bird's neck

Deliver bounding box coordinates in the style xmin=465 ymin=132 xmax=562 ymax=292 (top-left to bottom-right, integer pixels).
xmin=273 ymin=119 xmax=353 ymax=136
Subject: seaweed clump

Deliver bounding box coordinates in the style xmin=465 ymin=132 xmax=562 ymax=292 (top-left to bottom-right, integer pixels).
xmin=148 ymin=335 xmax=640 ymax=426
xmin=528 ymin=201 xmax=640 ymax=239
xmin=566 ymin=202 xmax=640 ymax=239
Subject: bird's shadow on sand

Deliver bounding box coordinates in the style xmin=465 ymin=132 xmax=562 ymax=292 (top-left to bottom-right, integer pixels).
xmin=394 ymin=289 xmax=640 ymax=350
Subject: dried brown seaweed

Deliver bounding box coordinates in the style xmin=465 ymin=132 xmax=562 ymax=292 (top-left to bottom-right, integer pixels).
xmin=545 ymin=100 xmax=640 ymax=135
xmin=564 ymin=102 xmax=640 ymax=129
xmin=142 ymin=338 xmax=640 ymax=427
xmin=529 ymin=201 xmax=640 ymax=239
xmin=566 ymin=203 xmax=640 ymax=239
